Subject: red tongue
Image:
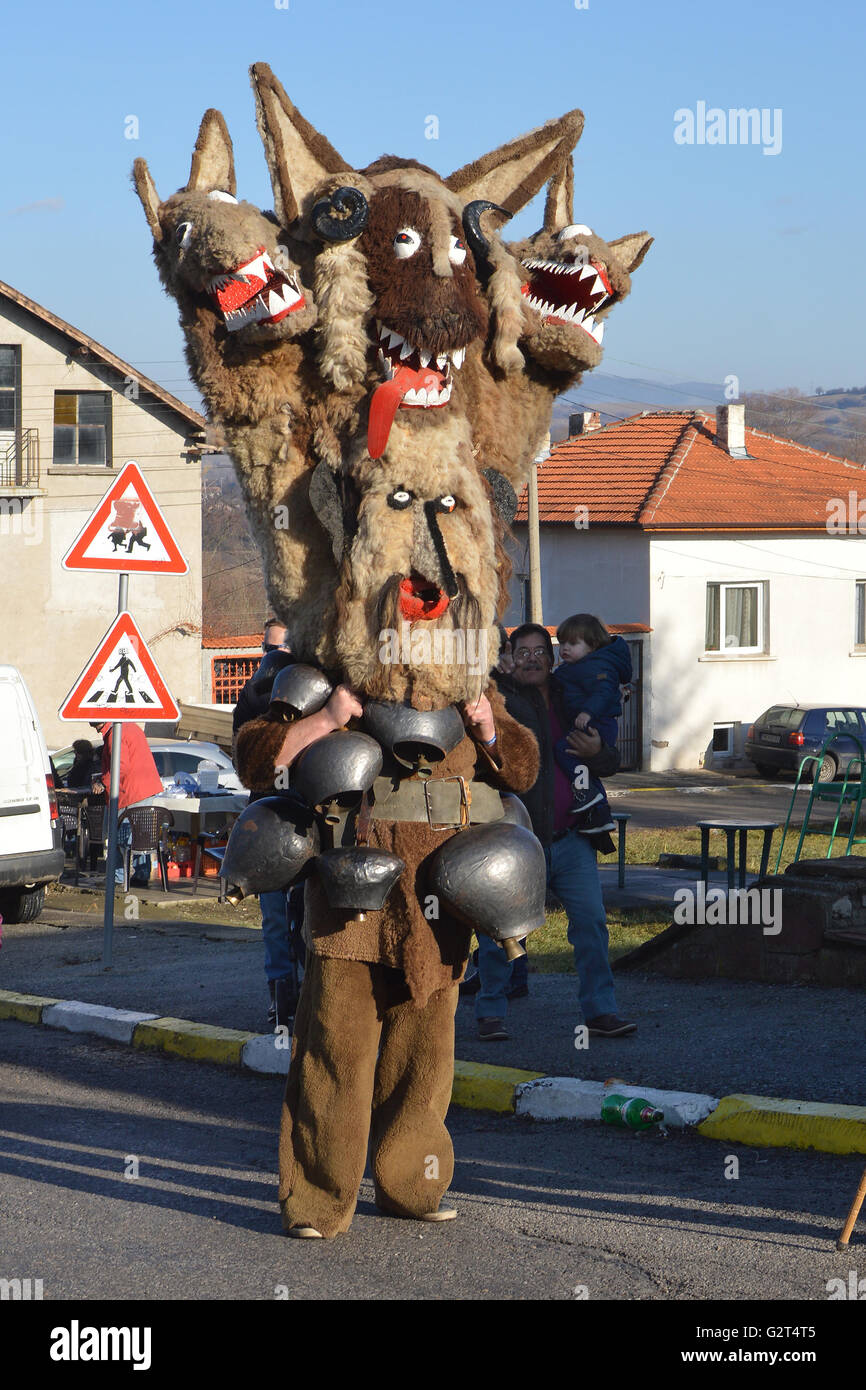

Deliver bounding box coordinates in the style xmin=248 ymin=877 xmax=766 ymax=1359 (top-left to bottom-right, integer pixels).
xmin=367 ymin=364 xmax=444 ymax=459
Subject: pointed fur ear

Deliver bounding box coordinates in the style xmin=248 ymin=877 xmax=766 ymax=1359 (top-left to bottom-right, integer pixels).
xmin=132 ymin=158 xmax=163 ymax=241
xmin=543 ymin=156 xmax=574 ymax=231
xmin=187 ymin=109 xmax=236 ymax=195
xmin=607 ymin=231 xmax=654 ymax=273
xmin=251 ymin=62 xmax=350 ymax=225
xmin=446 ymin=109 xmax=584 ymax=218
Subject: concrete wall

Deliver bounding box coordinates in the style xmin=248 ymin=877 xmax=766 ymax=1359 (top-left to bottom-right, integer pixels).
xmin=504 ymin=525 xmax=652 ymax=629
xmin=648 ymin=533 xmax=866 ymax=769
xmin=0 ymin=298 xmax=203 ymax=750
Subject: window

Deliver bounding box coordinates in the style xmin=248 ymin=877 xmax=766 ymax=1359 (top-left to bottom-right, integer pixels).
xmin=0 ymin=346 xmax=18 ymax=433
xmin=53 ymin=392 xmax=111 ymax=466
xmin=857 ymin=581 xmax=865 ymax=647
xmin=824 ymin=710 xmax=862 ymax=735
xmin=705 ymin=582 xmax=765 ymax=654
xmin=212 ymin=656 xmax=257 ymax=704
xmin=712 ymin=724 xmax=734 ymax=755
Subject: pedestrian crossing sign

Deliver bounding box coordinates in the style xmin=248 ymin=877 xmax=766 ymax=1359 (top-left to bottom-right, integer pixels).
xmin=59 ymin=611 xmax=180 ymax=721
xmin=62 ymin=460 xmax=188 ymax=574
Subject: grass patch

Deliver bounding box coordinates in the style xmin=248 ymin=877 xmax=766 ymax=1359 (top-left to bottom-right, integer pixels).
xmin=622 ymin=826 xmax=863 ymax=875
xmin=528 ymin=908 xmax=671 ymax=975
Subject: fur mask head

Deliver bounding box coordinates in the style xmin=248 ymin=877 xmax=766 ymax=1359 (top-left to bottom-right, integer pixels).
xmin=250 ymin=63 xmax=585 ymax=452
xmin=509 ymin=158 xmax=653 ymax=377
xmin=310 ymin=434 xmax=504 ymax=707
xmin=132 ymin=109 xmax=316 ymax=344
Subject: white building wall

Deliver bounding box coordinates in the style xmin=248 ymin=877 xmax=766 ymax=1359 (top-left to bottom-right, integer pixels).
xmin=505 ymin=525 xmax=652 ymax=629
xmin=0 ymin=300 xmax=203 ymax=749
xmin=648 ymin=533 xmax=866 ymax=769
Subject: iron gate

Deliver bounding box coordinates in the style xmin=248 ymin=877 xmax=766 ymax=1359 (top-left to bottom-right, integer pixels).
xmin=618 ymin=639 xmax=643 ymax=770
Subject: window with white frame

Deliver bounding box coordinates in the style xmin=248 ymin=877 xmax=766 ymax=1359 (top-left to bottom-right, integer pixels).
xmin=53 ymin=391 xmax=112 ymax=467
xmin=856 ymin=580 xmax=866 ymax=647
xmin=705 ymin=582 xmax=766 ymax=654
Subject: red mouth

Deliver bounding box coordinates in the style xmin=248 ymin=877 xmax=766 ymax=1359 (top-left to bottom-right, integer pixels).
xmin=399 ymin=575 xmax=450 ymax=621
xmin=520 ymin=258 xmax=611 ymax=344
xmin=208 ymin=246 xmax=305 ymax=331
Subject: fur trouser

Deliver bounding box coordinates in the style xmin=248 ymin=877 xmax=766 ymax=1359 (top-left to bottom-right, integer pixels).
xmin=278 ymin=954 xmax=459 ymax=1238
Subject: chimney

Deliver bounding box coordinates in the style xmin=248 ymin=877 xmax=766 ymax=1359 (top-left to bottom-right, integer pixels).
xmin=569 ymin=410 xmax=601 ymax=437
xmin=715 ymin=403 xmax=748 ymax=457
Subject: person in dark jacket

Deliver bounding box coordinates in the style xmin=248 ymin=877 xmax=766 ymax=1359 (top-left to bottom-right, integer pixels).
xmin=232 ymin=620 xmax=304 ymax=1030
xmin=551 ymin=613 xmax=633 ymax=835
xmin=65 ymin=739 xmax=100 ymax=789
xmin=89 ymin=720 xmax=164 ymax=886
xmin=472 ymin=622 xmax=636 ymax=1042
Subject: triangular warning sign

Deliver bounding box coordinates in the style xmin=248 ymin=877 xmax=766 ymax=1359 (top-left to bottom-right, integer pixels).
xmin=62 ymin=460 xmax=188 ymax=574
xmin=59 ymin=612 xmax=180 ymax=722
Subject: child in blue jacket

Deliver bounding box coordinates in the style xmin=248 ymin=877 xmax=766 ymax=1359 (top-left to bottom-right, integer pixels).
xmin=552 ymin=613 xmax=633 ymax=835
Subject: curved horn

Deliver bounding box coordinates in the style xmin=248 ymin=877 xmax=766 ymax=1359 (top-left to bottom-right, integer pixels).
xmin=311 ymin=186 xmax=369 ymax=242
xmin=462 ymin=200 xmax=511 ymax=262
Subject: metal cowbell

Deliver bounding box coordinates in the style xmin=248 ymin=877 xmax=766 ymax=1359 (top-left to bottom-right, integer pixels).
xmin=426 ymin=822 xmax=546 ymax=957
xmin=221 ymin=795 xmax=319 ymax=903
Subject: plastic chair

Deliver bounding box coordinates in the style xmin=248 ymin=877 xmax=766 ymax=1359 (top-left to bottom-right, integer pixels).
xmin=117 ymin=806 xmax=175 ymax=892
xmin=56 ymin=790 xmax=87 ymax=885
xmin=191 ymin=830 xmax=230 ymax=895
xmin=83 ymin=788 xmax=106 ymax=871
xmin=774 ymin=733 xmax=866 ymax=872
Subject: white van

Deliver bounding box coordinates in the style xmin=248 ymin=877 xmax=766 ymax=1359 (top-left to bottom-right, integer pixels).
xmin=0 ymin=666 xmax=64 ymax=922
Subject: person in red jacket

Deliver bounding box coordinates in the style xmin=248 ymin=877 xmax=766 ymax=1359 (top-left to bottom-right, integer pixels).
xmin=90 ymin=721 xmax=164 ymax=886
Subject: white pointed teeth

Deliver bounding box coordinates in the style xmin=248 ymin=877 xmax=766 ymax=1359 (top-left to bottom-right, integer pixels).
xmin=436 ymin=352 xmax=448 ymax=370
xmin=400 ymin=339 xmax=414 ymax=361
xmin=402 ymin=381 xmax=452 ymax=408
xmin=419 ymin=348 xmax=431 ymax=368
xmin=594 ymin=320 xmax=604 ymax=343
xmin=451 ymin=346 xmax=465 ymax=369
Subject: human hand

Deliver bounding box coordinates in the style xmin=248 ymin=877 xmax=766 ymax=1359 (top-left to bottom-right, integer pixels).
xmin=567 ymin=725 xmax=601 ymax=759
xmin=323 ymin=685 xmax=364 ymax=730
xmin=462 ymin=693 xmax=496 ymax=744
xmin=573 ymin=712 xmax=592 ymax=732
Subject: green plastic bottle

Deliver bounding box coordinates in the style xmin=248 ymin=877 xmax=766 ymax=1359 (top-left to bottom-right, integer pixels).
xmin=601 ymin=1093 xmax=664 ymax=1131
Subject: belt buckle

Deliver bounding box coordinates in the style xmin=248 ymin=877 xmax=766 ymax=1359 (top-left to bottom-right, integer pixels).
xmin=424 ymin=775 xmax=472 ymax=831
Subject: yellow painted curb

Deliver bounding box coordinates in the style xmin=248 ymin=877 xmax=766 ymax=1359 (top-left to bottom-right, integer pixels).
xmin=699 ymin=1094 xmax=866 ymax=1155
xmin=451 ymin=1059 xmax=544 ymax=1114
xmin=132 ymin=1017 xmax=255 ymax=1066
xmin=0 ymin=989 xmax=61 ymax=1023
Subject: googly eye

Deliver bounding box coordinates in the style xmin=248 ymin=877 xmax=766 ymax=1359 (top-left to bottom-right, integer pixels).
xmin=557 ymin=223 xmax=593 ymax=241
xmin=394 ymin=227 xmax=421 ymax=259
xmin=175 ymin=222 xmax=193 ymax=249
xmin=448 ymin=235 xmax=466 ymax=266
xmin=207 ymin=191 xmax=238 ymax=204
xmin=438 ymin=495 xmax=456 ymax=513
xmin=388 ymin=489 xmax=413 ymax=509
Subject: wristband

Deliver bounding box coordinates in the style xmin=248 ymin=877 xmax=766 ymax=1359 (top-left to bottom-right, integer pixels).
xmin=482 ymin=733 xmax=497 ymax=745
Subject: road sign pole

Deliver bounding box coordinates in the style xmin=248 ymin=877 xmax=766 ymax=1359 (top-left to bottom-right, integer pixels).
xmin=102 ymin=573 xmax=129 ymax=968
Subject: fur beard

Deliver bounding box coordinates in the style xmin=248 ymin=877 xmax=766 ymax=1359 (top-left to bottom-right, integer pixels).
xmin=333 ymin=573 xmax=496 ymax=707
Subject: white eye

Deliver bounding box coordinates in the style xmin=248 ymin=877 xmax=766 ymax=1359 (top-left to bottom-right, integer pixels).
xmin=558 ymin=223 xmax=593 ymax=241
xmin=175 ymin=221 xmax=193 ymax=249
xmin=438 ymin=494 xmax=456 ymax=512
xmin=448 ymin=235 xmax=466 ymax=266
xmin=394 ymin=227 xmax=421 ymax=259
xmin=388 ymin=488 xmax=413 ymax=509
xmin=207 ymin=191 xmax=238 ymax=204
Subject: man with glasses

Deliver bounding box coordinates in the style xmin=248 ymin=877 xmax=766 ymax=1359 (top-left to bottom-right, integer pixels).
xmin=473 ymin=622 xmax=636 ymax=1042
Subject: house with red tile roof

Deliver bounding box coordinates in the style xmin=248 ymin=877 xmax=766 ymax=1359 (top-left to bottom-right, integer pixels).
xmin=507 ymin=406 xmax=866 ymax=770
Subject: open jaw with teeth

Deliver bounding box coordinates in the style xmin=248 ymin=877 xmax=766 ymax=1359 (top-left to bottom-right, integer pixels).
xmin=520 ymin=258 xmax=612 ymax=344
xmin=208 ymin=246 xmax=305 ymax=331
xmin=399 ymin=572 xmax=450 ymax=621
xmin=367 ymin=321 xmax=467 ymax=460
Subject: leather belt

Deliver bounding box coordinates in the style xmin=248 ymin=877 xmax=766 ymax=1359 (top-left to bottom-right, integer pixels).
xmin=370 ymin=775 xmax=505 ymax=830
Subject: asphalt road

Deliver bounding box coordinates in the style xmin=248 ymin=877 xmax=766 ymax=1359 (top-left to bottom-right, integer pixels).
xmin=610 ymin=778 xmax=845 ymax=833
xmin=1 ymin=1024 xmax=863 ymax=1305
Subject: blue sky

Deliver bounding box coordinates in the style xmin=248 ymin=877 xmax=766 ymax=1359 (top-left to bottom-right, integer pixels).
xmin=1 ymin=0 xmax=863 ymax=409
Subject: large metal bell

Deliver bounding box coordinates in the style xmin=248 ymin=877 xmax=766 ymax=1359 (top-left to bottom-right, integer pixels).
xmin=426 ymin=823 xmax=546 ymax=958
xmin=293 ymin=730 xmax=383 ymax=821
xmin=316 ymin=847 xmax=405 ymax=913
xmin=270 ymin=663 xmax=334 ymax=723
xmin=221 ymin=795 xmax=319 ymax=904
xmin=363 ymin=701 xmax=465 ymax=779
xmin=499 ymin=794 xmax=533 ymax=830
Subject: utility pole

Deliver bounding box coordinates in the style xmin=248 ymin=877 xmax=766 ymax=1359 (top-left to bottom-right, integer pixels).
xmin=527 ymin=432 xmax=549 ymax=624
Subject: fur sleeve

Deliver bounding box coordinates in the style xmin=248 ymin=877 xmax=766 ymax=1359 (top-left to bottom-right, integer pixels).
xmin=473 ymin=683 xmax=540 ymax=793
xmin=235 ymin=716 xmax=287 ymax=795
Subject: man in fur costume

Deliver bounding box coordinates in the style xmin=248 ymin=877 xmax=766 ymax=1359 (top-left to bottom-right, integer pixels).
xmin=134 ymin=66 xmax=648 ymax=1237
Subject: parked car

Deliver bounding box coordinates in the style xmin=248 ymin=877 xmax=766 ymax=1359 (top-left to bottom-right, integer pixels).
xmin=0 ymin=667 xmax=64 ymax=922
xmin=745 ymin=705 xmax=866 ymax=782
xmin=50 ymin=737 xmax=245 ymax=795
